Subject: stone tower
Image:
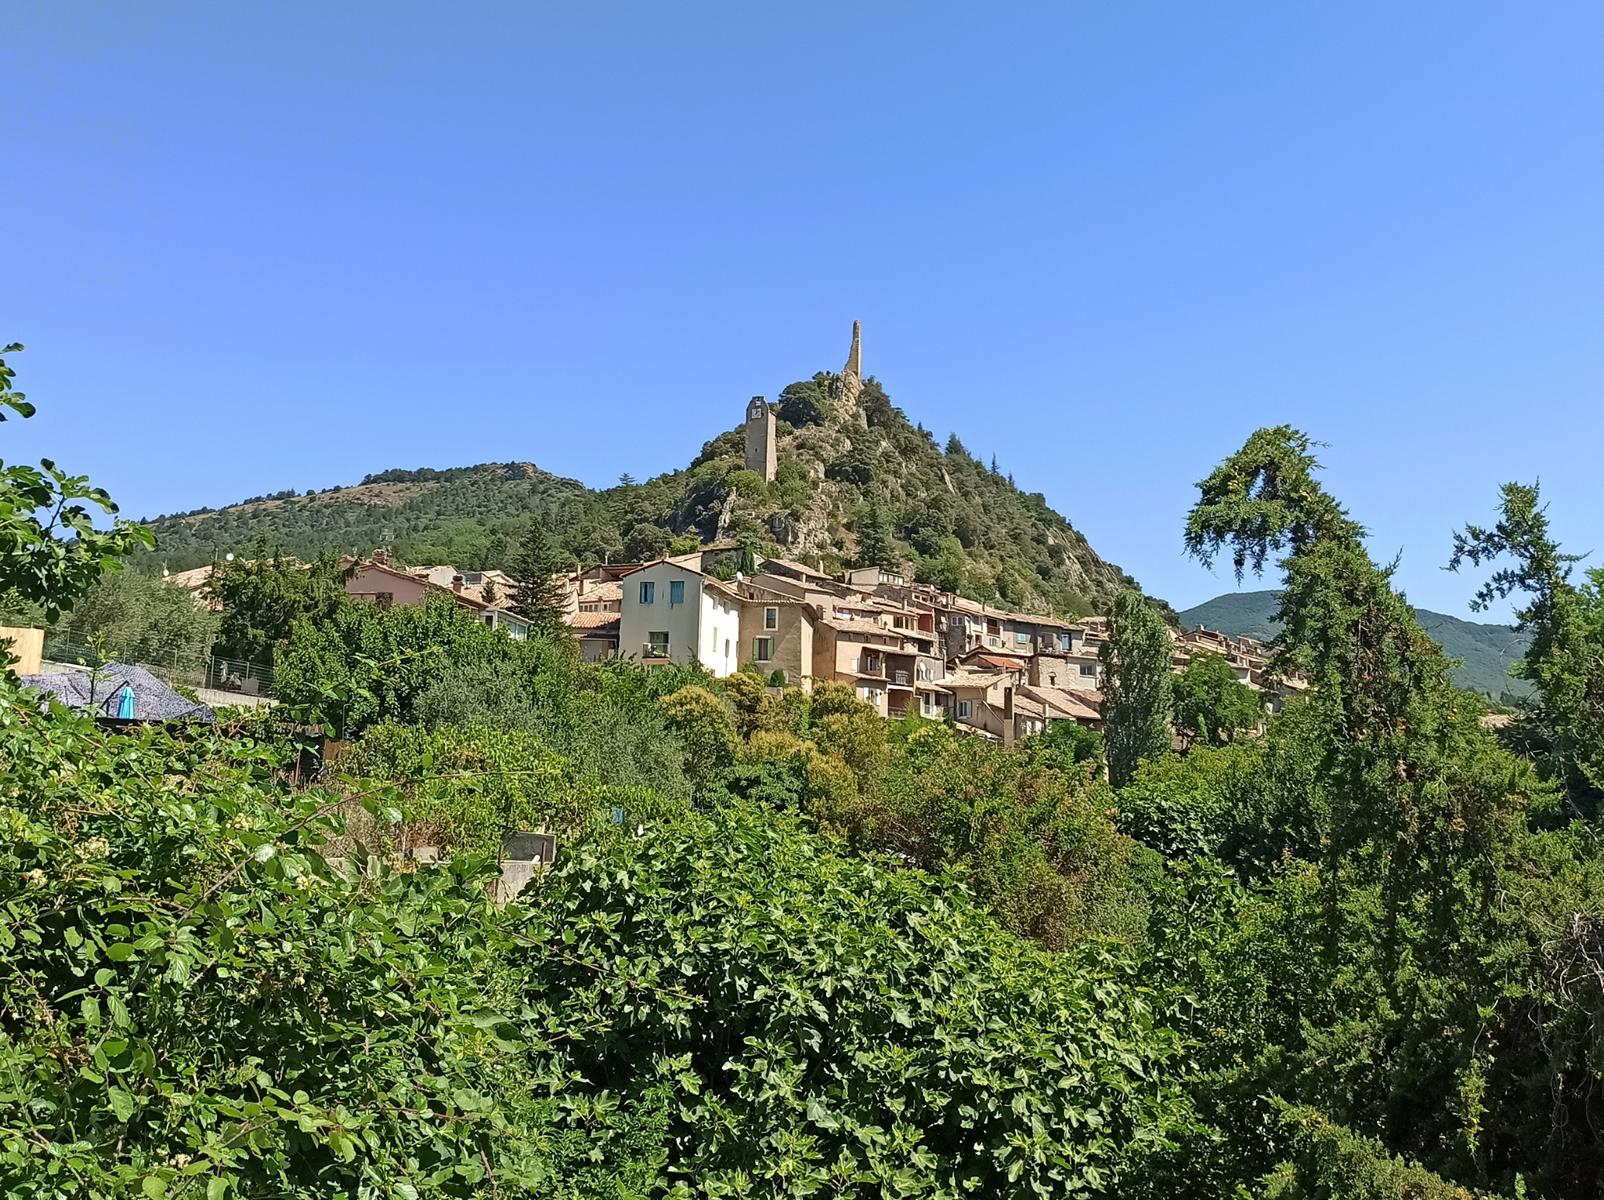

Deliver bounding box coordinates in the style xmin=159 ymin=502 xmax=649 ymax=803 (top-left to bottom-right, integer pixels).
xmin=836 ymin=319 xmax=864 ymax=415
xmin=744 ymin=395 xmax=776 ymax=481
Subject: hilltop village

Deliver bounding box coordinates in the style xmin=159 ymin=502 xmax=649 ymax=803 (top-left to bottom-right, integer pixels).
xmin=171 ymin=544 xmax=1295 ymax=741
xmin=153 ymin=321 xmax=1298 ymax=739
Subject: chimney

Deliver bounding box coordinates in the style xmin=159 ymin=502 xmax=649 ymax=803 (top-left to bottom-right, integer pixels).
xmin=372 ymin=548 xmax=388 ymax=565
xmin=451 ymin=574 xmax=464 ymax=593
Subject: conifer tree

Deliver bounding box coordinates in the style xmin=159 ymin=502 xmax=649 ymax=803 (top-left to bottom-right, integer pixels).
xmin=1100 ymin=590 xmax=1174 ymax=787
xmin=507 ymin=520 xmax=572 ymax=635
xmin=854 ymin=504 xmax=899 ymax=570
xmin=1451 ymin=480 xmax=1604 ymax=805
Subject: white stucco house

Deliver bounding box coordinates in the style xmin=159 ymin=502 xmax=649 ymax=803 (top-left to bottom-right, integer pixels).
xmin=616 ymin=559 xmax=742 ymax=676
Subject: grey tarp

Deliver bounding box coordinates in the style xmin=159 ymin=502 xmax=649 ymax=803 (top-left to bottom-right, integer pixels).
xmin=20 ymin=663 xmax=215 ymax=723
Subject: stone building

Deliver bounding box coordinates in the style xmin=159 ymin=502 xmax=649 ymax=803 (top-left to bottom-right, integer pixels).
xmin=743 ymin=395 xmax=776 ymax=481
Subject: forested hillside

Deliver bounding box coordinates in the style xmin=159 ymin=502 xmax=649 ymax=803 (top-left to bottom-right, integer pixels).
xmin=141 ymin=368 xmax=1143 ymax=617
xmin=1180 ymin=588 xmax=1531 ymax=699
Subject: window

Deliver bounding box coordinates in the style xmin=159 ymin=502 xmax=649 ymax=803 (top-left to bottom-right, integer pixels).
xmin=724 ymin=638 xmax=731 ymax=658
xmin=374 ymin=591 xmax=393 ymax=611
xmin=754 ymin=636 xmax=774 ymax=662
xmin=639 ymin=581 xmax=655 ymax=605
xmin=669 ymin=579 xmax=685 ymax=605
xmin=1015 ymin=631 xmax=1030 ymax=645
xmin=646 ymin=631 xmax=669 ymax=657
xmin=956 ymin=700 xmax=972 ymax=719
xmin=764 ymin=606 xmax=778 ymax=630
xmin=1079 ymin=663 xmax=1097 ymax=677
xmin=1058 ymin=632 xmax=1073 ymax=652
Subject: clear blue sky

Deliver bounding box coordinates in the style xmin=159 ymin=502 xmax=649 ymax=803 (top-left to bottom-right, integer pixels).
xmin=8 ymin=3 xmax=1601 ymax=619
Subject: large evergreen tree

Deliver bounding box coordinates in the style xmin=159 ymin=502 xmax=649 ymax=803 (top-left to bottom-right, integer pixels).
xmin=1451 ymin=481 xmax=1604 ymax=809
xmin=1100 ymin=590 xmax=1174 ymax=787
xmin=853 ymin=503 xmax=899 ymax=570
xmin=507 ymin=520 xmax=572 ymax=634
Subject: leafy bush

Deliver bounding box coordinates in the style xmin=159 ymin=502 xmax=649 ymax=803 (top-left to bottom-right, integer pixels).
xmin=1261 ymin=1105 xmax=1501 ymax=1199
xmin=657 ymin=685 xmax=738 ymax=790
xmin=50 ymin=568 xmax=219 ymax=667
xmin=339 ymin=723 xmax=588 ymax=854
xmin=515 ymin=801 xmax=1196 ymax=1197
xmin=274 ymin=596 xmax=507 ymax=737
xmin=774 ymin=375 xmax=832 ymax=427
xmin=0 ymin=676 xmax=638 ymax=1197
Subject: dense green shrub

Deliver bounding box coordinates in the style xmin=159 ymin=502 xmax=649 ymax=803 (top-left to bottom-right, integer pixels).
xmin=515 ymin=801 xmax=1196 ymax=1197
xmin=1261 ymin=1106 xmax=1498 ymax=1199
xmin=0 ymin=676 xmax=652 ymax=1198
xmin=274 ymin=596 xmax=507 ymax=737
xmin=338 ymin=722 xmax=647 ymax=855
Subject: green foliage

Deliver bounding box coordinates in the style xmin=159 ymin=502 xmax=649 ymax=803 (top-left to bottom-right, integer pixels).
xmin=0 ymin=673 xmax=630 ymax=1197
xmin=1452 ymin=481 xmax=1604 ymax=805
xmin=1116 ymin=702 xmax=1326 ymax=874
xmin=1172 ymin=652 xmax=1264 ymax=748
xmin=516 ymin=801 xmax=1195 ymax=1197
xmin=1102 ymin=590 xmax=1175 ymax=787
xmin=774 ymin=374 xmax=832 ymax=427
xmin=899 ymin=502 xmax=952 ymax=557
xmin=0 ymin=342 xmax=153 ymax=620
xmin=1169 ymin=425 xmax=1578 ymax=1196
xmin=505 ymin=520 xmax=572 ymax=634
xmin=724 ymin=468 xmax=768 ymax=502
xmin=1178 ymin=589 xmax=1532 ymax=700
xmin=915 ymin=534 xmax=967 ymax=593
xmin=837 ymin=722 xmax=1147 ymax=947
xmin=851 ymin=502 xmax=901 ymax=569
xmin=621 ymin=521 xmax=671 ymax=562
xmin=826 ymin=445 xmax=877 ymax=487
xmin=206 ymin=546 xmax=350 ymax=666
xmin=657 ymin=685 xmax=738 ymax=791
xmin=339 ymin=722 xmax=674 ymax=856
xmin=274 ymin=596 xmax=507 ymax=737
xmin=1032 ymin=718 xmax=1105 ymax=767
xmin=49 ymin=569 xmax=219 ymax=668
xmin=1260 ymin=1105 xmax=1501 ymax=1199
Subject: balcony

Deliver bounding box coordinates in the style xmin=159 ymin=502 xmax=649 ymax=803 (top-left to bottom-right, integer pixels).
xmin=641 ymin=642 xmax=671 ymax=660
xmin=889 ymin=670 xmax=913 ymax=688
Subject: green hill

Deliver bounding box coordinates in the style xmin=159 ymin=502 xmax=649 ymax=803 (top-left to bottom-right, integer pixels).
xmin=1178 ymin=589 xmax=1531 ymax=700
xmin=141 ymin=354 xmax=1143 ymax=618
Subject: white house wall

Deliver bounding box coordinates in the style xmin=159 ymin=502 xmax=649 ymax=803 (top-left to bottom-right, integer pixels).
xmin=698 ymin=586 xmax=741 ymax=676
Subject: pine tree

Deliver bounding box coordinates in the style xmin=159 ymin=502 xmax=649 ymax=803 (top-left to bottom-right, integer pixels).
xmin=1100 ymin=590 xmax=1174 ymax=787
xmin=507 ymin=521 xmax=572 ymax=635
xmin=854 ymin=504 xmax=900 ymax=570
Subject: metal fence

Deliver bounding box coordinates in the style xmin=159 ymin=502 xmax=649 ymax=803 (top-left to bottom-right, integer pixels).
xmin=40 ymin=637 xmax=276 ymax=700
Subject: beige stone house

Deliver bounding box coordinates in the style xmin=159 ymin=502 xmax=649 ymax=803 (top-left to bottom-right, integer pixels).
xmin=736 ymin=593 xmax=816 ymax=689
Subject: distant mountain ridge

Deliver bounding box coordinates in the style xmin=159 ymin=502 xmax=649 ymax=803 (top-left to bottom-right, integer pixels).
xmin=1178 ymin=589 xmax=1531 ymax=700
xmin=140 ymin=327 xmax=1144 ymax=618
